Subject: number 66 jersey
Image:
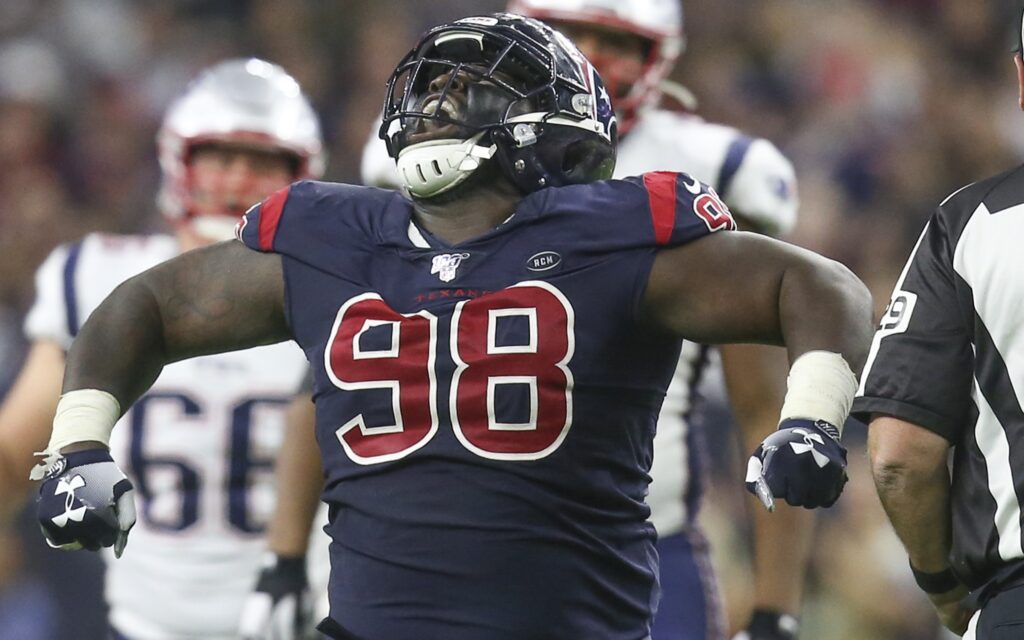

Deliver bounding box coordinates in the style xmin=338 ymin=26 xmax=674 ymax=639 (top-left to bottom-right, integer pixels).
xmin=238 ymin=173 xmax=735 ymax=640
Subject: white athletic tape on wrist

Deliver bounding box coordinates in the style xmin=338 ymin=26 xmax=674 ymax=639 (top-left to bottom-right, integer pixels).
xmin=778 ymin=351 xmax=857 ymax=437
xmin=29 ymin=389 xmax=121 ymax=480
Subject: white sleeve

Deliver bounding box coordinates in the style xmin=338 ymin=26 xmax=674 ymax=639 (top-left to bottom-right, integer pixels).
xmin=360 ymin=115 xmax=402 ymax=189
xmin=721 ymin=138 xmax=799 ymax=238
xmin=23 ymin=242 xmax=77 ymax=350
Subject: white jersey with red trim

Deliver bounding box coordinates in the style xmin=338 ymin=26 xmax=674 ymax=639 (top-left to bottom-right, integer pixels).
xmin=25 ymin=232 xmax=327 ymax=640
xmin=359 ymin=107 xmax=799 ymax=536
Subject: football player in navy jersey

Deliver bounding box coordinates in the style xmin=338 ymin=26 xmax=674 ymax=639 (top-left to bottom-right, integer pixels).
xmin=34 ymin=14 xmax=871 ymax=640
xmin=358 ymin=2 xmax=810 ymax=638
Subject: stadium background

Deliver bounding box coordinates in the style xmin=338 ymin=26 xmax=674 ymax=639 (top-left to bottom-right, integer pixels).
xmin=0 ymin=1 xmax=1018 ymax=638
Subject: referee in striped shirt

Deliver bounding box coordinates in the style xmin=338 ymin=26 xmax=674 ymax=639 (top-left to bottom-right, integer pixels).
xmin=854 ymin=8 xmax=1024 ymax=637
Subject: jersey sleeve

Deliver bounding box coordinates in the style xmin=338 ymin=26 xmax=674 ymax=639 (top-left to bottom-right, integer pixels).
xmin=852 ymin=210 xmax=973 ymax=441
xmin=23 ymin=241 xmax=78 ymax=350
xmin=236 ymin=185 xmax=291 ymax=254
xmin=235 ymin=180 xmax=390 ymax=273
xmin=721 ymin=138 xmax=798 ymax=237
xmin=626 ymin=171 xmax=737 ymax=248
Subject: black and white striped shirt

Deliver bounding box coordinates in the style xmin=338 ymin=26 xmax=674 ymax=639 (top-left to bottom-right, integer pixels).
xmin=853 ymin=163 xmax=1024 ymax=590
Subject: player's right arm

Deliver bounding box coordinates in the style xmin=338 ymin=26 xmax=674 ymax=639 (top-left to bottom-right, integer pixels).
xmin=62 ymin=240 xmax=289 ymax=414
xmin=34 ymin=239 xmax=289 ymax=554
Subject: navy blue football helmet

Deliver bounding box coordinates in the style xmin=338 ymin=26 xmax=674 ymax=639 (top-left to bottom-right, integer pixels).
xmin=380 ymin=13 xmax=617 ymax=198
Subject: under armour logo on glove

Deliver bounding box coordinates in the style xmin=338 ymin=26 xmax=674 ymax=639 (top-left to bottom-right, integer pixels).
xmin=745 ymin=419 xmax=847 ymax=510
xmin=36 ymin=449 xmax=136 ymax=557
xmin=51 ymin=475 xmax=88 ymax=528
xmin=787 ymin=428 xmax=830 ymax=468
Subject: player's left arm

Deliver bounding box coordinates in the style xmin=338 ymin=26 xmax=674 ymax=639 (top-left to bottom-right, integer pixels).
xmin=643 ymin=231 xmax=873 ymax=509
xmin=867 ymin=416 xmax=971 ymax=634
xmin=642 ymin=231 xmax=872 ymax=365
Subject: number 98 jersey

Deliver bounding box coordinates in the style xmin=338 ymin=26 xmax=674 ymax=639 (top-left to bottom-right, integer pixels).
xmin=239 ymin=174 xmax=734 ymax=639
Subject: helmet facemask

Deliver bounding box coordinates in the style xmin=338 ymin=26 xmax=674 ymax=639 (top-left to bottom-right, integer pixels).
xmin=381 ymin=14 xmax=616 ymax=198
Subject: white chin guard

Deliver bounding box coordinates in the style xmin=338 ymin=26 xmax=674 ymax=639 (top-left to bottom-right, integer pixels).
xmin=396 ymin=132 xmax=497 ymax=198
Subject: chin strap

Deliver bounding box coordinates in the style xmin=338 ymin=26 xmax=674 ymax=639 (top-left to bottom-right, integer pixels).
xmin=396 ymin=132 xmax=497 ymax=198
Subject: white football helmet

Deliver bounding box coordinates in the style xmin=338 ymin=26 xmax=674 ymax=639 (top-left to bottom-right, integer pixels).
xmin=508 ymin=0 xmax=684 ymax=132
xmin=157 ymin=58 xmax=325 ymax=236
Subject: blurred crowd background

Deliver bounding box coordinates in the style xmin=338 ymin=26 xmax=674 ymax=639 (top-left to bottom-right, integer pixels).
xmin=0 ymin=0 xmax=1019 ymax=638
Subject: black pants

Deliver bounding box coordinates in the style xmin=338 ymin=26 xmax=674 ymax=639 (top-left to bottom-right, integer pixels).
xmin=973 ymin=583 xmax=1024 ymax=639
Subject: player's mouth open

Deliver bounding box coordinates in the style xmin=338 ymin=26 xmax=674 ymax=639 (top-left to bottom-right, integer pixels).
xmin=404 ymin=96 xmax=470 ymax=144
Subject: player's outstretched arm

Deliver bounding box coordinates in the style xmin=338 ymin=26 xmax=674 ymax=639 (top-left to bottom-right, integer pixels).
xmin=62 ymin=240 xmax=290 ymax=409
xmin=643 ymin=231 xmax=873 ymax=510
xmin=642 ymin=231 xmax=872 ymax=366
xmin=35 ymin=240 xmax=290 ymax=556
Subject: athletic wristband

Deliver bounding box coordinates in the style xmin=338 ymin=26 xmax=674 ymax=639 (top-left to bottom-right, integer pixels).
xmin=779 ymin=351 xmax=857 ymax=437
xmin=910 ymin=562 xmax=961 ymax=594
xmin=29 ymin=389 xmax=121 ymax=481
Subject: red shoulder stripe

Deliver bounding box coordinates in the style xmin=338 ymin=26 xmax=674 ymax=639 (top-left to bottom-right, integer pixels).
xmin=258 ymin=186 xmax=290 ymax=251
xmin=642 ymin=172 xmax=677 ymax=246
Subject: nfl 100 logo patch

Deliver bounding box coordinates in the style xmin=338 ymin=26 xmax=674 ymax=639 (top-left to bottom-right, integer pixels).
xmin=430 ymin=252 xmax=470 ymax=283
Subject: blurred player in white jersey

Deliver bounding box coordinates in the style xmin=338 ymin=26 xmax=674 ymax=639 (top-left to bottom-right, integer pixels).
xmin=0 ymin=58 xmax=326 ymax=639
xmin=358 ymin=2 xmax=805 ymax=639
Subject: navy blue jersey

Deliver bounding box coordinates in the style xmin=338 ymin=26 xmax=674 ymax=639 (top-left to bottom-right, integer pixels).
xmin=238 ymin=172 xmax=735 ymax=640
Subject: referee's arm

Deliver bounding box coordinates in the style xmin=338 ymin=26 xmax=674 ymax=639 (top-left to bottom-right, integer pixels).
xmin=868 ymin=415 xmax=971 ymax=633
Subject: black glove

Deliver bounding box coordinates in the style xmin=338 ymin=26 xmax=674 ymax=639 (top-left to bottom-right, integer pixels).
xmin=239 ymin=553 xmax=312 ymax=640
xmin=745 ymin=418 xmax=848 ymax=510
xmin=36 ymin=449 xmax=136 ymax=556
xmin=732 ymin=609 xmax=800 ymax=640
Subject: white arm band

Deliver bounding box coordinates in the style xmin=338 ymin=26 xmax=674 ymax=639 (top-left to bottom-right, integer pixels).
xmin=30 ymin=389 xmax=121 ymax=480
xmin=778 ymin=351 xmax=857 ymax=437
xmin=47 ymin=389 xmax=121 ymax=453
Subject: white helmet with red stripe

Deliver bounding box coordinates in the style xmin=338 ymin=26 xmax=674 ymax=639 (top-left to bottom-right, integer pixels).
xmin=157 ymin=58 xmax=325 ymax=229
xmin=508 ymin=0 xmax=683 ymax=132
